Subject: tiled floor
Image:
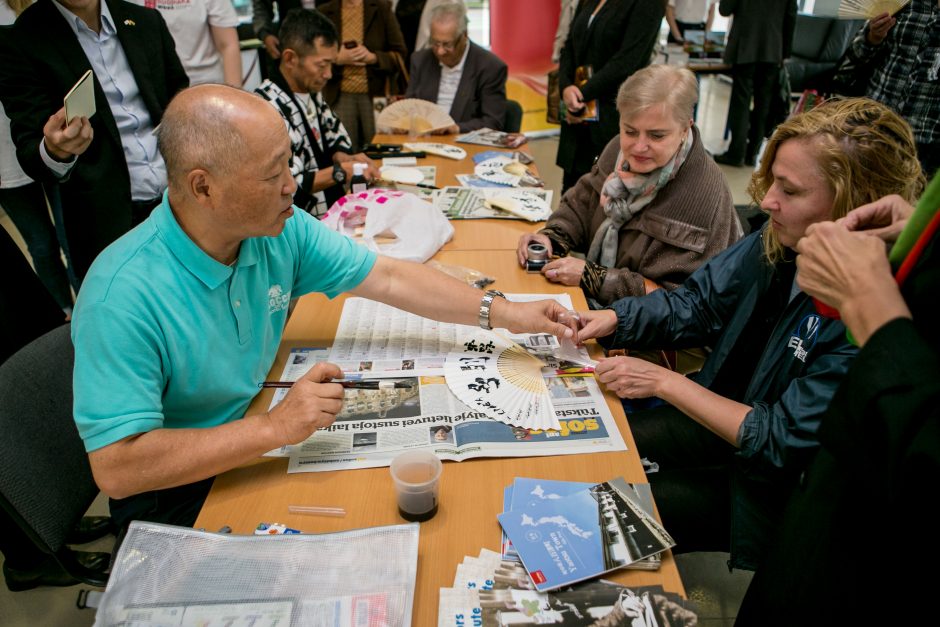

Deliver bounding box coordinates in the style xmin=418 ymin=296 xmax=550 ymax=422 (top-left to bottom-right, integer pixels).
xmin=0 ymin=76 xmax=759 ymax=626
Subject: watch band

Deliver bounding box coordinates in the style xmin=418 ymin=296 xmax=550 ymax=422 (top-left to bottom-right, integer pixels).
xmin=332 ymin=164 xmax=346 ymax=186
xmin=478 ymin=290 xmax=505 ymax=330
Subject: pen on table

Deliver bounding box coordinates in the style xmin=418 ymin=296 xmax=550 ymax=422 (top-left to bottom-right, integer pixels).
xmin=288 ymin=505 xmax=346 ymax=517
xmin=259 ymin=380 xmax=415 ymax=390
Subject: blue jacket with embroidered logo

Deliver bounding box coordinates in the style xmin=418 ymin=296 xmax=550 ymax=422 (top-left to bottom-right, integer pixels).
xmin=602 ymin=227 xmax=858 ymax=569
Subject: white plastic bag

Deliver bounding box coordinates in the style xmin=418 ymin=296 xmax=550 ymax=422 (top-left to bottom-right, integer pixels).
xmin=322 ymin=188 xmax=453 ymax=262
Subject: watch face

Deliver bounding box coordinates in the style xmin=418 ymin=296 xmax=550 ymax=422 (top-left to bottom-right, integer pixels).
xmin=333 ymin=166 xmax=346 ymax=184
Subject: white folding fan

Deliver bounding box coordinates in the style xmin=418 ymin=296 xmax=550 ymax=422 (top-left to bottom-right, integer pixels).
xmin=402 ymin=142 xmax=468 ymax=160
xmin=483 ymin=190 xmax=552 ymax=222
xmin=376 ymin=98 xmax=456 ymax=134
xmin=379 ymin=165 xmax=425 ymax=185
xmin=445 ymin=331 xmax=560 ymax=431
xmin=836 ymin=0 xmax=909 ymax=18
xmin=474 ymin=155 xmax=543 ymax=187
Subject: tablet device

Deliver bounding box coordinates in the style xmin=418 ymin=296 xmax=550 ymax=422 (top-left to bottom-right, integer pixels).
xmin=64 ymin=69 xmax=95 ymax=124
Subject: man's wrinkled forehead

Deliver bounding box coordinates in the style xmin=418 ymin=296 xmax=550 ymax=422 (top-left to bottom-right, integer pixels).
xmin=307 ymin=36 xmax=338 ymax=63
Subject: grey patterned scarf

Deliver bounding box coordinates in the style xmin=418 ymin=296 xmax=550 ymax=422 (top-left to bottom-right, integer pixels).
xmin=587 ymin=131 xmax=694 ymax=268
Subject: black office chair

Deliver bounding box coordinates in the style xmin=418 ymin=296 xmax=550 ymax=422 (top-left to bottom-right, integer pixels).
xmin=0 ymin=324 xmax=110 ymax=587
xmin=504 ymin=99 xmax=523 ymax=133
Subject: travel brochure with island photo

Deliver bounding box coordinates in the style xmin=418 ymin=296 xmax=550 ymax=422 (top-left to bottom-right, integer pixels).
xmin=502 ymin=477 xmax=663 ymax=571
xmin=498 ymin=478 xmax=675 ymax=592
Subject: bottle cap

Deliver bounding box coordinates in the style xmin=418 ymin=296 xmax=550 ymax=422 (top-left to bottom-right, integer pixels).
xmin=352 ymin=163 xmax=366 ymax=176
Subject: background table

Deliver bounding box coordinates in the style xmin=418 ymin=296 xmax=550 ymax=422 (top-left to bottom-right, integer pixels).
xmin=194 ymin=249 xmax=685 ymax=625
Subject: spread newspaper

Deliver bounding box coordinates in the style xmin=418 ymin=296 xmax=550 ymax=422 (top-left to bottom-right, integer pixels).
xmin=432 ymin=185 xmax=553 ymax=220
xmin=264 ymin=294 xmax=627 ymax=473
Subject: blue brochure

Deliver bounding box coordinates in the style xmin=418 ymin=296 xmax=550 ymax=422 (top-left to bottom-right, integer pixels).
xmin=503 ymin=478 xmax=594 ymax=559
xmin=510 ymin=477 xmax=595 ymax=511
xmin=497 ymin=478 xmax=675 ymax=591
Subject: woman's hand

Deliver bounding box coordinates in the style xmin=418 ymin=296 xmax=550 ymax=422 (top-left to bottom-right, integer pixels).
xmin=338 ymin=44 xmax=375 ymax=66
xmin=542 ymin=257 xmax=585 ymax=286
xmin=263 ymin=34 xmax=280 ymax=60
xmin=796 ymin=221 xmax=910 ymax=346
xmin=562 ymin=85 xmax=585 ymax=124
xmin=517 ymin=233 xmax=553 ymax=267
xmin=836 ymin=194 xmax=915 ymax=244
xmin=576 ymin=309 xmax=618 ymax=344
xmin=562 ymin=85 xmax=584 ymax=113
xmin=595 ymin=356 xmax=673 ymax=399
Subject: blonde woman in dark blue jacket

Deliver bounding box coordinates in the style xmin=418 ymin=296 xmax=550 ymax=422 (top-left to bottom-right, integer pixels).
xmin=573 ymin=98 xmax=925 ymax=570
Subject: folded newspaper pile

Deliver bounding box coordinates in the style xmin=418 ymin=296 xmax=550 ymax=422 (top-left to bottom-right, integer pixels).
xmin=438 ymin=548 xmax=697 ymax=626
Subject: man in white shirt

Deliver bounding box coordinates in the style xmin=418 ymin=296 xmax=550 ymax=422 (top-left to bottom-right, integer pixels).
xmin=404 ymin=1 xmax=507 ymax=132
xmin=666 ymin=0 xmax=717 ymax=44
xmin=130 ymin=0 xmax=243 ymax=87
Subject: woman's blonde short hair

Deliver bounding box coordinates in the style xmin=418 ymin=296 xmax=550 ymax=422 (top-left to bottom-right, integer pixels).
xmin=615 ymin=65 xmax=698 ymax=126
xmin=749 ymin=97 xmax=924 ymax=263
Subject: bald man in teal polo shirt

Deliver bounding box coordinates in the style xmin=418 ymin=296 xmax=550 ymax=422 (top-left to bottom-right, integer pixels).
xmin=71 ymin=85 xmax=571 ymax=528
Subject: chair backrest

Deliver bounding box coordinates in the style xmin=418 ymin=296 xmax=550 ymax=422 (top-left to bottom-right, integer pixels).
xmin=504 ymin=99 xmax=523 ymax=134
xmin=0 ymin=323 xmax=99 ymax=554
xmin=791 ymin=14 xmax=864 ymax=64
xmin=791 ymin=14 xmax=834 ymax=61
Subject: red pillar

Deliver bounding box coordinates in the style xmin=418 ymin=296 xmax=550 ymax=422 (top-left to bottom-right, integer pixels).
xmin=489 ymin=0 xmax=558 ymax=72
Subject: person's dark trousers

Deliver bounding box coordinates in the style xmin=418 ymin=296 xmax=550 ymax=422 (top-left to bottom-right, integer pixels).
xmin=0 ymin=227 xmax=66 ymax=363
xmin=918 ymin=142 xmax=939 ymax=180
xmin=725 ymin=62 xmax=778 ymax=163
xmin=260 ymin=47 xmax=280 ymax=82
xmin=562 ymin=168 xmax=584 ymax=193
xmin=130 ymin=196 xmax=163 ymax=227
xmin=628 ymin=403 xmax=736 ymax=554
xmin=667 ymin=20 xmax=706 ymax=44
xmin=45 ymin=183 xmax=80 ymax=293
xmin=0 ymin=182 xmax=73 ymax=311
xmin=560 ymin=124 xmax=600 ymax=193
xmin=109 ymin=478 xmax=215 ymax=531
xmin=0 ymin=509 xmax=55 ymax=574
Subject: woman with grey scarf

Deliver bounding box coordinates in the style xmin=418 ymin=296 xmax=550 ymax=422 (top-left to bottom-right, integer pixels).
xmin=518 ymin=65 xmax=740 ymax=307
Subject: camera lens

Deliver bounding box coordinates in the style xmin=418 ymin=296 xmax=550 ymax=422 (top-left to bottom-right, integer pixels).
xmin=525 ymin=243 xmax=549 ymax=273
xmin=527 ymin=243 xmax=548 ymax=262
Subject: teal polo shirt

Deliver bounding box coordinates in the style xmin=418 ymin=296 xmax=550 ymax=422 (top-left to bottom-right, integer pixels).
xmin=72 ymin=198 xmax=376 ymax=452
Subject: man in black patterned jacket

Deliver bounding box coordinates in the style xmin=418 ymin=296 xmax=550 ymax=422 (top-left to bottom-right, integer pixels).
xmin=254 ymin=8 xmax=378 ymax=217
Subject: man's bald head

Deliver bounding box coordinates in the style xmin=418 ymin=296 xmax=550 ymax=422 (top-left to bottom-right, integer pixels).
xmin=158 ymin=85 xmax=284 ymax=189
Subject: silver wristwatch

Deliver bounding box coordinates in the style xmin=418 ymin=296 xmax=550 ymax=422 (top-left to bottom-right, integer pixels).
xmin=478 ymin=290 xmax=505 ymax=330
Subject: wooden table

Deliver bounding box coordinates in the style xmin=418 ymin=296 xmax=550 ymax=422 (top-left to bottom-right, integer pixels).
xmin=194 ymin=249 xmax=684 ymax=625
xmin=442 ymin=218 xmax=539 ymax=252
